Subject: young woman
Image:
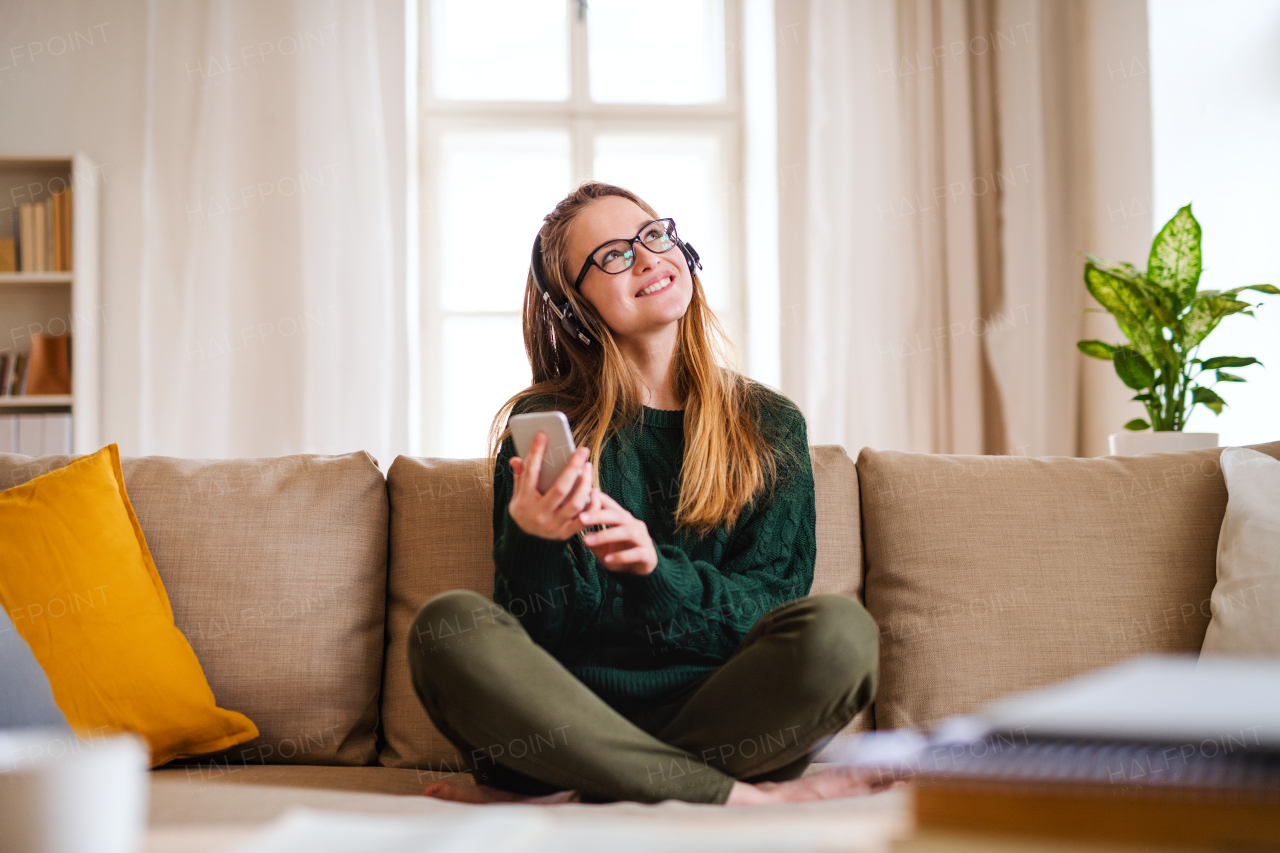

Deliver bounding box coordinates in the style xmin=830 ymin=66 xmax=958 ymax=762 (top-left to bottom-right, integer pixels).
xmin=409 ymin=182 xmax=881 ymax=805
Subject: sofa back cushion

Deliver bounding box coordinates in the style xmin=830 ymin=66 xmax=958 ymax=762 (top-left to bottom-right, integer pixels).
xmin=857 ymin=441 xmax=1280 ymax=732
xmin=0 ymin=451 xmax=388 ymax=769
xmin=380 ymin=445 xmax=863 ymax=772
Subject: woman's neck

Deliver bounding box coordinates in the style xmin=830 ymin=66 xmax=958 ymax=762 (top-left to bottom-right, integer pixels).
xmin=617 ymin=324 xmax=683 ymax=410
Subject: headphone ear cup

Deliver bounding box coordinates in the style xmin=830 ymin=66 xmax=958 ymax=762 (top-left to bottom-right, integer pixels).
xmin=679 ymin=239 xmax=702 ymax=272
xmin=532 ymin=232 xmax=593 ymax=347
xmin=559 ymin=302 xmax=592 ymax=347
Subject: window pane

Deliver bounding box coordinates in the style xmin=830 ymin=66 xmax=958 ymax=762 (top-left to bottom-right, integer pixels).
xmin=1152 ymin=2 xmax=1280 ymax=446
xmin=432 ymin=0 xmax=568 ymax=101
xmin=442 ymin=315 xmax=529 ymax=458
xmin=587 ymin=0 xmax=725 ymax=104
xmin=593 ymin=134 xmax=728 ymax=309
xmin=440 ymin=132 xmax=571 ymax=312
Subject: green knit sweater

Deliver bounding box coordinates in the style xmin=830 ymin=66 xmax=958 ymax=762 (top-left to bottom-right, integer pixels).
xmin=491 ymin=387 xmax=816 ymax=715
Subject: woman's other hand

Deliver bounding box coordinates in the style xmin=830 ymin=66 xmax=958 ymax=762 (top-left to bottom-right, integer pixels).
xmin=580 ymin=492 xmax=658 ymax=576
xmin=508 ymin=432 xmax=594 ymax=541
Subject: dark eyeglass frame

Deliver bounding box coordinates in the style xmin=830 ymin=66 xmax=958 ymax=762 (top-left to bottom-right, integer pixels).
xmin=571 ymin=218 xmax=681 ymax=291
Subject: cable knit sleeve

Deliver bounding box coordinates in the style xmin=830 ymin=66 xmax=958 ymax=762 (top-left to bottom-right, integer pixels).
xmin=491 ymin=432 xmax=601 ymax=654
xmin=612 ymin=403 xmax=816 ymax=662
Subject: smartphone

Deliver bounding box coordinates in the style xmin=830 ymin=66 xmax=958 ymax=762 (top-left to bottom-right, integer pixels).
xmin=508 ymin=411 xmax=579 ymax=495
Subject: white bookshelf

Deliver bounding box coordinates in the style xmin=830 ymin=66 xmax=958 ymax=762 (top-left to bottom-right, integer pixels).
xmin=0 ymin=395 xmax=75 ymax=408
xmin=0 ymin=272 xmax=74 ymax=285
xmin=0 ymin=153 xmax=100 ymax=453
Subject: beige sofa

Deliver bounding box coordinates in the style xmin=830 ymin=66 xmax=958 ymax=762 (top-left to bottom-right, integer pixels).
xmin=3 ymin=440 xmax=1276 ymax=831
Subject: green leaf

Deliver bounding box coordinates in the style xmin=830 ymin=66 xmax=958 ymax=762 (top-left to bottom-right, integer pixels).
xmin=1113 ymin=346 xmax=1156 ymax=390
xmin=1192 ymin=385 xmax=1226 ymax=415
xmin=1201 ymin=356 xmax=1259 ymax=369
xmin=1123 ymin=418 xmax=1151 ymax=431
xmin=1219 ymin=283 xmax=1279 ymax=297
xmin=1084 ymin=264 xmax=1144 ymax=323
xmin=1084 ymin=264 xmax=1158 ymax=354
xmin=1148 ymin=204 xmax=1202 ymax=305
xmin=1085 ymin=255 xmax=1143 ymax=282
xmin=1122 ymin=275 xmax=1180 ymax=324
xmin=1216 ymin=371 xmax=1247 ymax=382
xmin=1077 ymin=340 xmax=1116 ymax=360
xmin=1181 ymin=294 xmax=1254 ymax=349
xmin=1217 ymin=298 xmax=1252 ymax=313
xmin=1131 ymin=393 xmax=1157 ymax=402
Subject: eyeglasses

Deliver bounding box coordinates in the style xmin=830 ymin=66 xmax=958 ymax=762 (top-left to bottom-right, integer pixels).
xmin=571 ymin=218 xmax=681 ymax=291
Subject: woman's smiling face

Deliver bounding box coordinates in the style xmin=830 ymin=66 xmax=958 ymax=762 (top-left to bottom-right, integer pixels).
xmin=567 ymin=195 xmax=694 ymax=343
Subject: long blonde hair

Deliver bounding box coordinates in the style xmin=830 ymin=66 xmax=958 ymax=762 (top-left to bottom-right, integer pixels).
xmin=489 ymin=182 xmax=777 ymax=533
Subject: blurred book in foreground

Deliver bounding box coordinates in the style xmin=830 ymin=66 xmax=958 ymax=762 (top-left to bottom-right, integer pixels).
xmin=907 ymin=733 xmax=1279 ymax=849
xmin=875 ymin=657 xmax=1280 ymax=850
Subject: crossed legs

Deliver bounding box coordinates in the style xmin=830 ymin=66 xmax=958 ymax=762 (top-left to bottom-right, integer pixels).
xmin=408 ymin=590 xmax=878 ymax=804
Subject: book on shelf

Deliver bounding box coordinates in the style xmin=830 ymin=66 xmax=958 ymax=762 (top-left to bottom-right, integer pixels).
xmin=0 ymin=412 xmax=71 ymax=455
xmin=34 ymin=201 xmax=44 ymax=271
xmin=0 ymin=336 xmax=73 ymax=396
xmin=52 ymin=189 xmax=63 ymax=271
xmin=43 ymin=196 xmax=53 ymax=270
xmin=57 ymin=186 xmax=72 ymax=270
xmin=30 ymin=200 xmax=40 ymax=272
xmin=0 ymin=352 xmax=29 ymax=396
xmin=0 ymin=355 xmax=6 ymax=393
xmin=18 ymin=202 xmax=32 ymax=271
xmin=0 ymin=236 xmax=13 ymax=272
xmin=10 ymin=188 xmax=73 ymax=273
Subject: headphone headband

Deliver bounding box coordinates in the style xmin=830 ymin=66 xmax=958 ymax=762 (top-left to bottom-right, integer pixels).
xmin=531 ymin=233 xmax=593 ymax=347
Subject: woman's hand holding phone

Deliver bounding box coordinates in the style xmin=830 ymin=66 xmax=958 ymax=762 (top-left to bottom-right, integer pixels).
xmin=508 ymin=431 xmax=597 ymax=541
xmin=508 ymin=432 xmax=658 ymax=575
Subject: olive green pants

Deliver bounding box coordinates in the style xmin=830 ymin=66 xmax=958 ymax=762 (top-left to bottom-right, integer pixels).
xmin=408 ymin=590 xmax=878 ymax=804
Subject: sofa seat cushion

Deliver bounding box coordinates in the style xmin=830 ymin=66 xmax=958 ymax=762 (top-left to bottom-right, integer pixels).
xmin=857 ymin=441 xmax=1280 ymax=732
xmin=152 ymin=765 xmax=431 ymax=805
xmin=147 ymin=767 xmax=909 ymax=838
xmin=0 ymin=451 xmax=388 ymax=768
xmin=380 ymin=446 xmax=866 ymax=772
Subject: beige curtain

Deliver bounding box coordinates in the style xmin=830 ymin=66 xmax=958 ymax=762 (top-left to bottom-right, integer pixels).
xmin=139 ymin=0 xmax=409 ymax=462
xmin=776 ymin=0 xmax=1152 ymax=457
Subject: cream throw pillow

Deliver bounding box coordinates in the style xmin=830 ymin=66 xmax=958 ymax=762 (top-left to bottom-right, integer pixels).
xmin=1200 ymin=447 xmax=1280 ymax=658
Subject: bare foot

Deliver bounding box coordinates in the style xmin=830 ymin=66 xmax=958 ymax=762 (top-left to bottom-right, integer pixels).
xmin=724 ymin=766 xmax=898 ymax=805
xmin=424 ymin=781 xmax=580 ymax=805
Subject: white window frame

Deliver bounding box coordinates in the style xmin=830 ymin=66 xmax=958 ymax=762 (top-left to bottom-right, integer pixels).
xmin=416 ymin=0 xmax=747 ymax=456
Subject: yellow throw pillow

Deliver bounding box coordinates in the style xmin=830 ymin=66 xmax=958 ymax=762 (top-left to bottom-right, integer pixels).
xmin=0 ymin=445 xmax=258 ymax=766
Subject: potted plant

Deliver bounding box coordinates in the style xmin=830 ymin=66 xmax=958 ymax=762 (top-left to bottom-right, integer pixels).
xmin=1077 ymin=205 xmax=1276 ymax=455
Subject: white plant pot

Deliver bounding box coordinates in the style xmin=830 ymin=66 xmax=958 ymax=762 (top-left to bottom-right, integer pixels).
xmin=1108 ymin=431 xmax=1218 ymax=456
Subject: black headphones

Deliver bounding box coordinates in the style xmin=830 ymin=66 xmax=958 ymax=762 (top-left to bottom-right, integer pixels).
xmin=530 ymin=229 xmax=703 ymax=348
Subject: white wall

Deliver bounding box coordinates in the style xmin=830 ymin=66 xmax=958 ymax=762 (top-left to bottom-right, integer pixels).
xmin=0 ymin=0 xmax=406 ymax=457
xmin=1150 ymin=0 xmax=1280 ymax=446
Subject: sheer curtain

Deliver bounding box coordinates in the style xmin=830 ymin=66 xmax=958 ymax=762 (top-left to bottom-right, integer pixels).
xmin=139 ymin=0 xmax=407 ymax=463
xmin=777 ymin=0 xmax=1150 ymax=457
